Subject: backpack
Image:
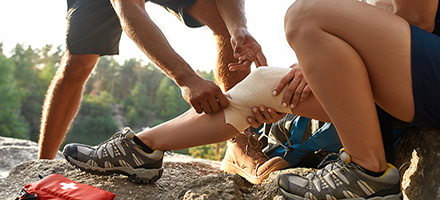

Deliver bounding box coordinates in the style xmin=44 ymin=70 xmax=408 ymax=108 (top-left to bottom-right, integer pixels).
xmin=258 ymin=114 xmax=342 ymax=168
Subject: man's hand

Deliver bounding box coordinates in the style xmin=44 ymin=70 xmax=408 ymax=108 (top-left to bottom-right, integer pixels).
xmin=272 ymin=64 xmax=311 ymax=110
xmin=180 ymin=77 xmax=229 ymax=114
xmin=228 ymin=28 xmax=267 ymax=71
xmin=247 ymin=106 xmax=286 ymax=128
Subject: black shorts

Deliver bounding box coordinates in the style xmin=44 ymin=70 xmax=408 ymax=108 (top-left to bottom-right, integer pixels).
xmin=410 ymin=25 xmax=440 ymax=128
xmin=66 ymin=0 xmax=202 ymax=56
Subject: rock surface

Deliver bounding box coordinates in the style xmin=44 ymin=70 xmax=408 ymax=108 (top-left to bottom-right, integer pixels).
xmin=2 ymin=127 xmax=440 ymax=200
xmin=0 ymin=136 xmax=63 ymax=179
xmin=0 ymin=136 xmax=293 ymax=200
xmin=395 ymin=127 xmax=440 ymax=200
xmin=0 ymin=157 xmax=317 ymax=200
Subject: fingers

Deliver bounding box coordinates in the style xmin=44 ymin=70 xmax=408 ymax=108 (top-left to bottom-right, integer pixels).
xmin=191 ymin=101 xmax=203 ymax=114
xmin=289 ymin=79 xmax=307 ymax=109
xmin=255 ymin=51 xmax=267 ymax=67
xmin=216 ymin=93 xmax=230 ymax=109
xmin=300 ymin=85 xmax=312 ymax=102
xmin=247 ymin=106 xmax=286 ymax=128
xmin=231 ymin=35 xmax=244 ymax=58
xmin=273 ymin=69 xmax=295 ymax=96
xmin=228 ymin=60 xmax=252 ymax=71
xmin=192 ymin=95 xmax=229 ymax=114
xmin=199 ymin=99 xmax=213 ymax=114
xmin=185 ymin=82 xmax=229 ymax=114
xmin=247 ymin=106 xmax=270 ymax=128
xmin=247 ymin=117 xmax=262 ymax=128
xmin=272 ymin=66 xmax=311 ymax=109
xmin=231 ymin=33 xmax=266 ymax=68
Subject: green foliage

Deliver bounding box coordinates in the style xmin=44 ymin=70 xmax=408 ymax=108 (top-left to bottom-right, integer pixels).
xmin=65 ymin=93 xmax=118 ymax=146
xmin=188 ymin=142 xmax=227 ymax=161
xmin=11 ymin=44 xmax=61 ymax=141
xmin=0 ymin=45 xmax=28 ymax=139
xmin=124 ymin=82 xmax=152 ymax=129
xmin=196 ymin=69 xmax=215 ymax=81
xmin=152 ymin=77 xmax=190 ymax=125
xmin=1 ymin=42 xmax=220 ymax=160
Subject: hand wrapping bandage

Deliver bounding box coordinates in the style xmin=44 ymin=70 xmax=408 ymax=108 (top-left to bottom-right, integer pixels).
xmin=224 ymin=67 xmax=292 ymax=132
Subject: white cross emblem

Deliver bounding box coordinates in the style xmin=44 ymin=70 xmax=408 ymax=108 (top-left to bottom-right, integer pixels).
xmin=60 ymin=182 xmax=78 ymax=190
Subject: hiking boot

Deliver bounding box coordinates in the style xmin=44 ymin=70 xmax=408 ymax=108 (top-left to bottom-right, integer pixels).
xmin=221 ymin=129 xmax=290 ymax=184
xmin=277 ymin=150 xmax=402 ymax=200
xmin=63 ymin=127 xmax=163 ymax=184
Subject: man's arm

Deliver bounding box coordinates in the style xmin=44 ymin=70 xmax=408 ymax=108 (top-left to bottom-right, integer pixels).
xmin=393 ymin=0 xmax=438 ymax=32
xmin=215 ymin=0 xmax=267 ymax=69
xmin=110 ymin=0 xmax=228 ymax=114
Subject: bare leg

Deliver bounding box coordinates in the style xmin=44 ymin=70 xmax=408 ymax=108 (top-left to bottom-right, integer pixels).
xmin=137 ymin=110 xmax=238 ymax=150
xmin=38 ymin=51 xmax=99 ymax=159
xmin=136 ymin=78 xmax=329 ymax=150
xmin=285 ymin=0 xmax=414 ymax=172
xmin=185 ymin=0 xmax=249 ymax=91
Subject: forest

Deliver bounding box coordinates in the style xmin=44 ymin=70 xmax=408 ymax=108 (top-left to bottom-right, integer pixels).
xmin=0 ymin=43 xmax=226 ymax=160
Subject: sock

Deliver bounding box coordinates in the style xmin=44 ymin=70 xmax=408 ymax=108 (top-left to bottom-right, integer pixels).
xmin=363 ymin=168 xmax=386 ymax=177
xmin=352 ymin=162 xmax=386 ymax=177
xmin=133 ymin=135 xmax=154 ymax=153
xmin=354 ymin=162 xmax=386 ymax=177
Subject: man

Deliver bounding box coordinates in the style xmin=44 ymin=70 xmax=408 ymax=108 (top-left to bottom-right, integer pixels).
xmin=38 ymin=0 xmax=268 ymax=159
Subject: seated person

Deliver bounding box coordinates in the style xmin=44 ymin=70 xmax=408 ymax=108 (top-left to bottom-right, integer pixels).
xmin=277 ymin=0 xmax=440 ymax=199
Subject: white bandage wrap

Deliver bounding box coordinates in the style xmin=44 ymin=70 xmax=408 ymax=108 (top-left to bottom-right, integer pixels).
xmin=224 ymin=67 xmax=292 ymax=132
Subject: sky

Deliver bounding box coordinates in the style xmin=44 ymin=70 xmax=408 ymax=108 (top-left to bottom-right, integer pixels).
xmin=0 ymin=0 xmax=297 ymax=72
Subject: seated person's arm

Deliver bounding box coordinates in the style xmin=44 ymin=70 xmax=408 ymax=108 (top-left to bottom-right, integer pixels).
xmin=392 ymin=0 xmax=438 ymax=32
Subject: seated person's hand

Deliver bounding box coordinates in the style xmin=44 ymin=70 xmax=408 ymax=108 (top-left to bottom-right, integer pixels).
xmin=272 ymin=64 xmax=311 ymax=110
xmin=228 ymin=28 xmax=267 ymax=72
xmin=247 ymin=105 xmax=286 ymax=128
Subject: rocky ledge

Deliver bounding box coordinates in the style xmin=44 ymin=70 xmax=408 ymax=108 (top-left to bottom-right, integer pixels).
xmin=1 ymin=127 xmax=440 ymax=200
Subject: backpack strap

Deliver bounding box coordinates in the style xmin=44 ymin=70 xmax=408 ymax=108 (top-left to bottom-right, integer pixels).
xmin=289 ymin=117 xmax=310 ymax=149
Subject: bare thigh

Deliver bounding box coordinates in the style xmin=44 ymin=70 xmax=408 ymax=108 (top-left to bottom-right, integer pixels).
xmin=289 ymin=0 xmax=414 ymax=122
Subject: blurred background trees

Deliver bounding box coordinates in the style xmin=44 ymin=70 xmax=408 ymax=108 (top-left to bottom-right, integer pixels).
xmin=0 ymin=43 xmax=225 ymax=160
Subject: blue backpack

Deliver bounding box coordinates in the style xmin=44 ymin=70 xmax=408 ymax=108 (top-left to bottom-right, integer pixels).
xmin=258 ymin=114 xmax=342 ymax=168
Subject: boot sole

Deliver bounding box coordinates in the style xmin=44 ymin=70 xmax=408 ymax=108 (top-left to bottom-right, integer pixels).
xmin=279 ymin=184 xmax=403 ymax=200
xmin=221 ymin=159 xmax=289 ymax=184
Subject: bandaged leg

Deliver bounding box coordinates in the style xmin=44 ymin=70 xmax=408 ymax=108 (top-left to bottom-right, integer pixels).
xmin=224 ymin=67 xmax=292 ymax=132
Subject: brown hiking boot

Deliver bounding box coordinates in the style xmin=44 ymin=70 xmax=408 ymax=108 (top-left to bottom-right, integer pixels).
xmin=221 ymin=129 xmax=290 ymax=184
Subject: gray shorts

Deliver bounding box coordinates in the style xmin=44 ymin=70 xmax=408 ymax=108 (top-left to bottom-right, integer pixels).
xmin=66 ymin=0 xmax=203 ymax=56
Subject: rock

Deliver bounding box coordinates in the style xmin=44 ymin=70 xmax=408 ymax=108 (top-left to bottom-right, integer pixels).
xmin=0 ymin=159 xmax=223 ymax=200
xmin=395 ymin=127 xmax=440 ymax=200
xmin=0 ymin=156 xmax=312 ymax=200
xmin=7 ymin=127 xmax=440 ymax=200
xmin=0 ymin=136 xmax=63 ymax=179
xmin=0 ymin=136 xmax=304 ymax=200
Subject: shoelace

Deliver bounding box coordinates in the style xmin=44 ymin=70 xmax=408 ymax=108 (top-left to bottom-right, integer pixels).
xmin=243 ymin=132 xmax=268 ymax=161
xmin=259 ymin=115 xmax=294 ymax=157
xmin=306 ymin=153 xmax=364 ymax=180
xmin=94 ymin=131 xmax=123 ymax=149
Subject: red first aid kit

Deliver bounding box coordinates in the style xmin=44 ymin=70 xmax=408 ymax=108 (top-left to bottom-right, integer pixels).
xmin=17 ymin=174 xmax=115 ymax=200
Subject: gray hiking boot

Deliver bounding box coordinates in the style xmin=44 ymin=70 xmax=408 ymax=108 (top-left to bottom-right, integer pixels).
xmin=277 ymin=149 xmax=402 ymax=200
xmin=63 ymin=127 xmax=163 ymax=184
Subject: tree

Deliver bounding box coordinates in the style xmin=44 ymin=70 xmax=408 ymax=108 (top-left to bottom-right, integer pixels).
xmin=154 ymin=77 xmax=189 ymax=124
xmin=124 ymin=82 xmax=153 ymax=129
xmin=65 ymin=92 xmax=119 ymax=146
xmin=13 ymin=44 xmax=61 ymax=141
xmin=0 ymin=44 xmax=28 ymax=138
